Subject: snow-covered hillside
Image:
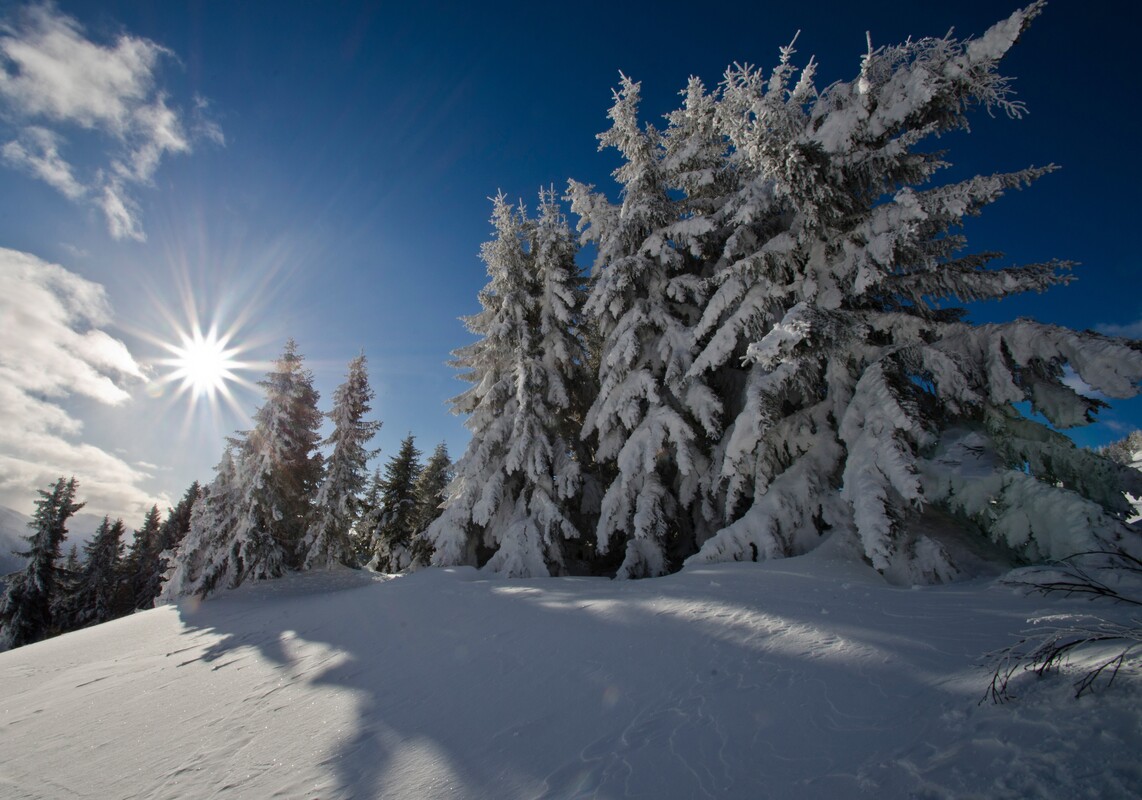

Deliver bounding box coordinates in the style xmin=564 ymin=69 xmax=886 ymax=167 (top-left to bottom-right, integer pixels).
xmin=1 ymin=542 xmax=1139 ymax=799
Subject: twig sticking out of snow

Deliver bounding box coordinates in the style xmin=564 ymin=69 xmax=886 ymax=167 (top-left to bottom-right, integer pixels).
xmin=983 ymin=549 xmax=1142 ymax=703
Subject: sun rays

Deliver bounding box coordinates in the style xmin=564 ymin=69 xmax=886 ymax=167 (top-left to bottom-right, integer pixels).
xmin=139 ymin=282 xmax=271 ymax=427
xmin=160 ymin=325 xmax=242 ymax=400
xmin=147 ymin=317 xmax=261 ymax=425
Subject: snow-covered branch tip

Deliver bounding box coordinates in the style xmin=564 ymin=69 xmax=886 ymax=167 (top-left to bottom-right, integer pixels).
xmin=983 ymin=548 xmax=1142 ymax=703
xmin=1002 ymin=549 xmax=1142 ymax=607
xmin=983 ymin=619 xmax=1141 ymax=704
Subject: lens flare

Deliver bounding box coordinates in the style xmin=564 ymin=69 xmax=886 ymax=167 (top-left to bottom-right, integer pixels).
xmin=163 ymin=326 xmax=241 ymax=399
xmin=146 ymin=316 xmax=261 ymax=424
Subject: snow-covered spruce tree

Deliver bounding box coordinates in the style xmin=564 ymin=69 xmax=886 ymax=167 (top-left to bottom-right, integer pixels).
xmin=354 ymin=467 xmax=384 ymax=565
xmin=59 ymin=516 xmax=126 ymax=630
xmin=238 ymin=339 xmax=324 ymax=574
xmin=161 ymin=481 xmax=200 ymax=554
xmin=529 ymin=189 xmax=597 ymax=565
xmin=568 ymin=79 xmax=721 ymax=578
xmin=426 ymin=191 xmax=588 ymax=576
xmin=0 ymin=477 xmax=83 ymax=649
xmin=165 ymin=343 xmax=323 ymax=598
xmin=372 ymin=434 xmax=423 ymax=573
xmin=408 ymin=442 xmax=453 ymax=566
xmin=1096 ymin=429 xmax=1142 ymax=522
xmin=665 ymin=3 xmax=1142 ymax=581
xmin=142 ymin=482 xmax=199 ymax=606
xmin=1101 ymin=430 xmax=1142 ymax=468
xmin=160 ymin=448 xmax=243 ymax=600
xmin=303 ymin=353 xmax=381 ymax=570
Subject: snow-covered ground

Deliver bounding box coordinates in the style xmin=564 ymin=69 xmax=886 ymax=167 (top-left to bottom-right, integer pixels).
xmin=1 ymin=539 xmax=1139 ymax=799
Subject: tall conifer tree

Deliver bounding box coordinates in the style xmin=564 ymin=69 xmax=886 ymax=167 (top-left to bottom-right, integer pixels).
xmin=304 ymin=353 xmax=381 ymax=569
xmin=238 ymin=338 xmax=323 ymax=573
xmin=147 ymin=482 xmax=200 ymax=604
xmin=163 ymin=340 xmax=322 ymax=598
xmin=426 ymin=191 xmax=589 ymax=576
xmin=0 ymin=477 xmax=83 ymax=649
xmin=373 ymin=434 xmax=423 ymax=573
xmin=124 ymin=505 xmax=163 ymax=611
xmin=409 ymin=442 xmax=453 ymax=565
xmin=161 ymin=450 xmax=242 ymax=599
xmin=568 ymin=79 xmax=720 ymax=578
xmin=59 ymin=516 xmax=126 ymax=630
xmin=556 ymin=4 xmax=1142 ymax=581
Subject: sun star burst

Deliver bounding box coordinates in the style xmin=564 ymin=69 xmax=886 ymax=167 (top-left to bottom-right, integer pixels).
xmin=163 ymin=326 xmax=242 ymax=400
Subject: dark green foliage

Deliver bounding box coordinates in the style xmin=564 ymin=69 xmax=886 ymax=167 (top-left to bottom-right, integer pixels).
xmin=352 ymin=468 xmax=383 ymax=566
xmin=58 ymin=516 xmax=126 ymax=630
xmin=410 ymin=442 xmax=453 ymax=565
xmin=373 ymin=434 xmax=422 ymax=572
xmin=124 ymin=505 xmax=164 ymax=611
xmin=62 ymin=544 xmax=80 ymax=574
xmin=159 ymin=481 xmax=200 ymax=555
xmin=0 ymin=477 xmax=84 ymax=650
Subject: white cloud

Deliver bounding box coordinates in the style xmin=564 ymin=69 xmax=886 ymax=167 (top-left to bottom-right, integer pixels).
xmin=0 ymin=4 xmax=219 ymax=241
xmin=1096 ymin=318 xmax=1142 ymax=340
xmin=0 ymin=247 xmax=160 ymax=518
xmin=0 ymin=5 xmax=164 ymax=131
xmin=192 ymin=96 xmax=226 ymax=147
xmin=58 ymin=242 xmax=89 ymax=259
xmin=97 ymin=178 xmax=145 ymax=242
xmin=1 ymin=126 xmax=85 ymax=198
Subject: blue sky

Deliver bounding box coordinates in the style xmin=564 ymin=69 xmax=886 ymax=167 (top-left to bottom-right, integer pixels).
xmin=0 ymin=0 xmax=1138 ymax=520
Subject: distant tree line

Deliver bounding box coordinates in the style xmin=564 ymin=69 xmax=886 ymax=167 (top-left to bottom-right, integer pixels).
xmin=0 ymin=477 xmax=198 ymax=650
xmin=0 ymin=345 xmax=454 ymax=646
xmin=160 ymin=344 xmax=452 ymax=601
xmin=1100 ymin=431 xmax=1142 ymax=468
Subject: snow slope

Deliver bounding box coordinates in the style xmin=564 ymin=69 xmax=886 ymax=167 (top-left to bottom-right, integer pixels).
xmin=1 ymin=540 xmax=1139 ymax=799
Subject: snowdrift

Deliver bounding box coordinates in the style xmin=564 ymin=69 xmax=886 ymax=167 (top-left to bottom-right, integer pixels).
xmin=2 ymin=545 xmax=1139 ymax=799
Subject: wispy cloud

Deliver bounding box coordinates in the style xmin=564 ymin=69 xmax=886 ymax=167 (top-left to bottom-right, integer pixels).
xmin=0 ymin=3 xmax=220 ymax=240
xmin=0 ymin=247 xmax=161 ymax=518
xmin=1096 ymin=318 xmax=1142 ymax=340
xmin=1 ymin=126 xmax=84 ymax=198
xmin=59 ymin=242 xmax=88 ymax=259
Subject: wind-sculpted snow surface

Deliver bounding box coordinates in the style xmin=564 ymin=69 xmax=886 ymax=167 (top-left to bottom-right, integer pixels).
xmin=1 ymin=549 xmax=1139 ymax=798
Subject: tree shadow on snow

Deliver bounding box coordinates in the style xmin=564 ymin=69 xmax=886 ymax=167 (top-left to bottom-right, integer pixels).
xmin=167 ymin=560 xmax=1059 ymax=799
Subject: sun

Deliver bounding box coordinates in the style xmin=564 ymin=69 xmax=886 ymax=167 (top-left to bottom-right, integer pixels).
xmin=135 ymin=267 xmax=270 ymax=421
xmin=163 ymin=326 xmax=241 ymax=400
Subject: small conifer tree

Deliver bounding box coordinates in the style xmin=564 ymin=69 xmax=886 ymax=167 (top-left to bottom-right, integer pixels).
xmin=409 ymin=442 xmax=453 ymax=565
xmin=372 ymin=434 xmax=423 ymax=572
